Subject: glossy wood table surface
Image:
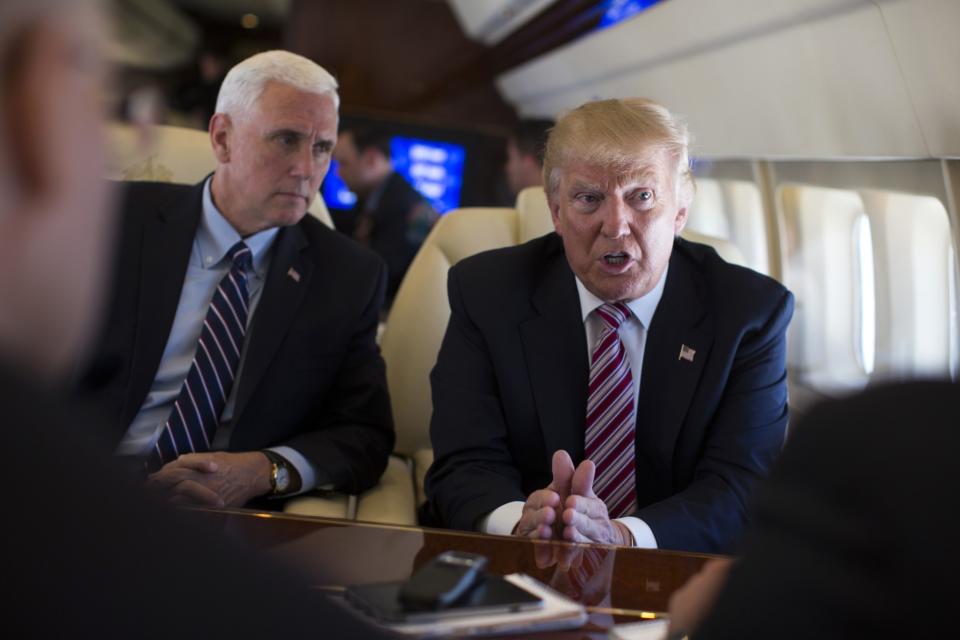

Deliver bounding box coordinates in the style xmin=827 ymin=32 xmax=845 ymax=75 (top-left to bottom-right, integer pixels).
xmin=200 ymin=508 xmax=718 ymax=638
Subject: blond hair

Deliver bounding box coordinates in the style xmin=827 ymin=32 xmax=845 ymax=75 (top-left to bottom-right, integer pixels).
xmin=542 ymin=97 xmax=694 ymax=206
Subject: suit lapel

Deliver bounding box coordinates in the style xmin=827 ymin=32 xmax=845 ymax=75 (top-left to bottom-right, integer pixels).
xmin=233 ymin=223 xmax=311 ymax=419
xmin=121 ymin=184 xmax=202 ymax=423
xmin=519 ymin=240 xmax=589 ymax=462
xmin=635 ymin=241 xmax=713 ymax=492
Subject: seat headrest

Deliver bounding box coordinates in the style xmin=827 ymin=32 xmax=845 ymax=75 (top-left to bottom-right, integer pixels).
xmin=515 ymin=186 xmax=554 ymax=243
xmin=680 ymin=229 xmax=747 ymax=265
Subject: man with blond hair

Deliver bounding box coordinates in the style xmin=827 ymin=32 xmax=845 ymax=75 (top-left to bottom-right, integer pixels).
xmin=79 ymin=50 xmax=394 ymax=508
xmin=425 ymin=98 xmax=793 ymax=553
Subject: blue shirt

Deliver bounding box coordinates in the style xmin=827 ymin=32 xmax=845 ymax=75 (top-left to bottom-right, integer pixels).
xmin=117 ymin=178 xmax=318 ymax=493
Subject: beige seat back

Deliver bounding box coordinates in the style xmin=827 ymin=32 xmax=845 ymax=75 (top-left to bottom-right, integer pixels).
xmin=379 ymin=189 xmax=559 ymax=506
xmin=106 ymin=123 xmax=334 ymax=228
xmin=381 ymin=208 xmax=521 ymax=459
xmin=516 ymin=186 xmax=554 ymax=242
xmin=679 ymin=228 xmax=747 ymax=266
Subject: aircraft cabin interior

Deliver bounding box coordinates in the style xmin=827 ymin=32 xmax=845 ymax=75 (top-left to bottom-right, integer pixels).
xmin=7 ymin=0 xmax=958 ymax=636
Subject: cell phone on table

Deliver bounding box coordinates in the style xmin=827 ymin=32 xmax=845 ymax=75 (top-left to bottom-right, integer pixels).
xmin=345 ymin=574 xmax=543 ymax=624
xmin=400 ymin=551 xmax=488 ymax=610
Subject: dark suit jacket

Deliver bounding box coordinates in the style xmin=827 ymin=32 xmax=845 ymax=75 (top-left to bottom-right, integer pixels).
xmin=425 ymin=233 xmax=794 ymax=553
xmin=696 ymin=381 xmax=960 ymax=639
xmin=3 ymin=363 xmax=393 ymax=639
xmin=358 ymin=171 xmax=437 ymax=305
xmin=78 ymin=180 xmax=394 ymax=493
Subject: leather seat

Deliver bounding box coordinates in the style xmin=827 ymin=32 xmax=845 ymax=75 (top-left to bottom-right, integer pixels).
xmin=370 ymin=188 xmax=557 ymax=521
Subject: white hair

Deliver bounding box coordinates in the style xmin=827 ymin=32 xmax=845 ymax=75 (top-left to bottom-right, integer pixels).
xmin=214 ymin=49 xmax=340 ymax=119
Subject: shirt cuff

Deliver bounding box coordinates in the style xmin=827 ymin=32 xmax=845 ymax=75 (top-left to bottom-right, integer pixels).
xmin=616 ymin=516 xmax=658 ymax=548
xmin=478 ymin=501 xmax=525 ymax=535
xmin=267 ymin=446 xmax=319 ymax=496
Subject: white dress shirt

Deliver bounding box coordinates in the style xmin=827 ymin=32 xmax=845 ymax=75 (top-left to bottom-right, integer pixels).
xmin=479 ymin=267 xmax=669 ymax=547
xmin=116 ymin=178 xmax=318 ymax=494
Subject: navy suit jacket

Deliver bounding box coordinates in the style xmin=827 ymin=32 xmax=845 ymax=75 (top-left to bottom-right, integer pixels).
xmin=425 ymin=232 xmax=793 ymax=553
xmin=78 ymin=180 xmax=394 ymax=493
xmin=698 ymin=381 xmax=960 ymax=638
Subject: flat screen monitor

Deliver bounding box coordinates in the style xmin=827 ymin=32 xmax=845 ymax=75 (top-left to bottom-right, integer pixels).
xmin=322 ymin=136 xmax=467 ymax=213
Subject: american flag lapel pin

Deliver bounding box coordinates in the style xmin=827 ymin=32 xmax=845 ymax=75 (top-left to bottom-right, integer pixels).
xmin=679 ymin=344 xmax=696 ymax=362
xmin=287 ymin=267 xmax=301 ymax=283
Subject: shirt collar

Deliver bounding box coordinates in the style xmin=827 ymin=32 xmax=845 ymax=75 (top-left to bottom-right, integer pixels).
xmin=575 ymin=265 xmax=669 ymax=330
xmin=198 ymin=177 xmax=278 ymax=275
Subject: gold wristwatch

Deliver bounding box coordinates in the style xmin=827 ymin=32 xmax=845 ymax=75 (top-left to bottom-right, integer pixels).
xmin=262 ymin=450 xmax=293 ymax=495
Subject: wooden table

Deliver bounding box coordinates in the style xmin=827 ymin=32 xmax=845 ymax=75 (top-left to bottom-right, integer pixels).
xmin=200 ymin=508 xmax=719 ymax=638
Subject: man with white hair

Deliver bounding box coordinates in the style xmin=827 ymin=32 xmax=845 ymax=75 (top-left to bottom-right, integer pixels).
xmin=79 ymin=50 xmax=394 ymax=508
xmin=425 ymin=98 xmax=794 ymax=553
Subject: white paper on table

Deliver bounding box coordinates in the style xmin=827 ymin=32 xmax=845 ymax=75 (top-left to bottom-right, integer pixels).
xmin=608 ymin=618 xmax=670 ymax=640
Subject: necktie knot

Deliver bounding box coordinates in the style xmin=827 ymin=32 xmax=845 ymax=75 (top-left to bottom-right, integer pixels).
xmin=594 ymin=302 xmax=631 ymax=332
xmin=228 ymin=241 xmax=253 ymax=274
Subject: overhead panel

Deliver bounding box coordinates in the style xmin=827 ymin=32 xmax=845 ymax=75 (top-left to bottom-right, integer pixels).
xmin=497 ymin=0 xmax=931 ymax=159
xmin=876 ymin=0 xmax=960 ymax=158
xmin=447 ymin=0 xmax=557 ymax=45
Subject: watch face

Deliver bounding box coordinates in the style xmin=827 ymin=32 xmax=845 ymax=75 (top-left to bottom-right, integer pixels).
xmin=275 ymin=464 xmax=291 ymax=492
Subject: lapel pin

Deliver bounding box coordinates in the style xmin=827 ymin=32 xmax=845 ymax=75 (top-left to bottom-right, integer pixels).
xmin=287 ymin=267 xmax=301 ymax=283
xmin=678 ymin=344 xmax=696 ymax=362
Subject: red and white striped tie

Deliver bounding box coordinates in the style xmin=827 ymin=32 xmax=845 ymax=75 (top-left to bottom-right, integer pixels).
xmin=584 ymin=302 xmax=637 ymax=518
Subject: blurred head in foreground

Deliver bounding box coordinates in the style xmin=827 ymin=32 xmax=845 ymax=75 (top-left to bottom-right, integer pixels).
xmin=0 ymin=0 xmax=113 ymax=382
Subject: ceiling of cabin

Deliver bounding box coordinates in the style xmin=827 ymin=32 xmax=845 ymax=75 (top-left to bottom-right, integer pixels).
xmin=111 ymin=0 xmax=612 ymax=130
xmin=172 ymin=0 xmax=292 ymax=25
xmin=285 ymin=0 xmax=515 ymax=129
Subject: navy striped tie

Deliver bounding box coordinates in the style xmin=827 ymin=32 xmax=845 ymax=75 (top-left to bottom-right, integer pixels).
xmin=148 ymin=241 xmax=253 ymax=471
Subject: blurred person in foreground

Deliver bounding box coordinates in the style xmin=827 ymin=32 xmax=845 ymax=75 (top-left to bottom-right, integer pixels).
xmin=425 ymin=98 xmax=794 ymax=553
xmin=666 ymin=380 xmax=959 ymax=639
xmin=78 ymin=50 xmax=394 ymax=508
xmin=0 ymin=2 xmax=390 ymax=635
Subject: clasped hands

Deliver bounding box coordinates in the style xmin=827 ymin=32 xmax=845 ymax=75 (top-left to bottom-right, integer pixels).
xmin=146 ymin=451 xmax=272 ymax=508
xmin=514 ymin=450 xmax=632 ymax=546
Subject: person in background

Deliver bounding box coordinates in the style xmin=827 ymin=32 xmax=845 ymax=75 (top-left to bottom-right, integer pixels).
xmin=173 ymin=45 xmax=229 ymax=128
xmin=666 ymin=380 xmax=959 ymax=639
xmin=0 ymin=1 xmax=390 ymax=636
xmin=425 ymin=98 xmax=793 ymax=554
xmin=504 ymin=117 xmax=554 ymax=197
xmin=334 ymin=126 xmax=439 ymax=307
xmin=78 ymin=50 xmax=394 ymax=509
